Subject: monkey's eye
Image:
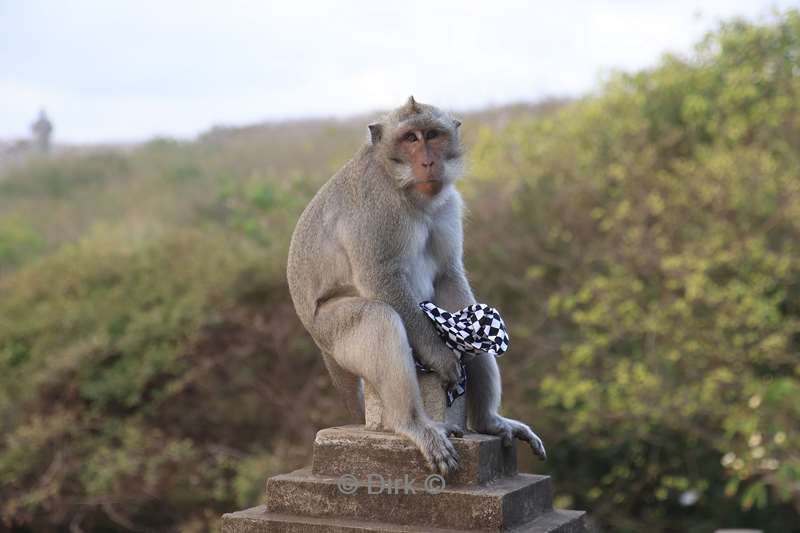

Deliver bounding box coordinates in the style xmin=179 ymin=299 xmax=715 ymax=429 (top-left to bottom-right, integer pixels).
xmin=403 ymin=132 xmax=418 ymax=143
xmin=425 ymin=130 xmax=439 ymax=140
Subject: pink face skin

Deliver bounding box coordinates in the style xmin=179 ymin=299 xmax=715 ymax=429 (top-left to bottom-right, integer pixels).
xmin=395 ymin=127 xmax=450 ymax=198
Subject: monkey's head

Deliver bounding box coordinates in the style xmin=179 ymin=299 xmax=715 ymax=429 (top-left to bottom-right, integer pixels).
xmin=368 ymin=96 xmax=464 ymax=200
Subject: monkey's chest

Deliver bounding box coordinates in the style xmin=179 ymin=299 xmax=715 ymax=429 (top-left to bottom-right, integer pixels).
xmin=400 ymin=225 xmax=444 ymax=302
xmin=406 ymin=250 xmax=438 ymax=302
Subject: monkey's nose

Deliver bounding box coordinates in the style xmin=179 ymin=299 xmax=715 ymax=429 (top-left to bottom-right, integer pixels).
xmin=422 ymin=160 xmax=435 ymax=168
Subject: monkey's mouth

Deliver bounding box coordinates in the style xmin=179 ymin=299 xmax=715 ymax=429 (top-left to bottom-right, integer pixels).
xmin=412 ymin=179 xmax=444 ymax=197
xmin=404 ymin=178 xmax=441 ymax=189
xmin=412 ymin=176 xmax=443 ymax=184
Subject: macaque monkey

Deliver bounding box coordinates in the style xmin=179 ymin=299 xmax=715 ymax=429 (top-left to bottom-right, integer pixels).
xmin=287 ymin=97 xmax=546 ymax=474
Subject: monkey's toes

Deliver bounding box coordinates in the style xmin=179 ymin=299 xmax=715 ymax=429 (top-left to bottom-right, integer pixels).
xmin=530 ymin=434 xmax=547 ymax=461
xmin=419 ymin=425 xmax=460 ymax=476
xmin=510 ymin=419 xmax=547 ymax=461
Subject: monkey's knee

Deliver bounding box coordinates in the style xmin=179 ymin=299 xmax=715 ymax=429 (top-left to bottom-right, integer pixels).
xmin=332 ymin=301 xmax=413 ymax=373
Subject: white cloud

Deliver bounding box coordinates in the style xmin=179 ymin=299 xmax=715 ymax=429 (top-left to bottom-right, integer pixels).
xmin=0 ymin=0 xmax=794 ymax=143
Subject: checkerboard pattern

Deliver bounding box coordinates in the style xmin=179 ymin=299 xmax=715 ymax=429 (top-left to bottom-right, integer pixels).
xmin=415 ymin=301 xmax=510 ymax=406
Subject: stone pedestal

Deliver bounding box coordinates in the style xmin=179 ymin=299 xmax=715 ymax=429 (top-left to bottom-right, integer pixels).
xmin=222 ymin=423 xmax=588 ymax=532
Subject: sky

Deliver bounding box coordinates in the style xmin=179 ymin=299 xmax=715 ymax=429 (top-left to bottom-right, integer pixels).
xmin=0 ymin=1 xmax=794 ymax=144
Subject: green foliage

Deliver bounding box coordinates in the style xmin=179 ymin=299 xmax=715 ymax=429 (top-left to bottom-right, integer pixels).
xmin=216 ymin=171 xmax=314 ymax=244
xmin=466 ymin=9 xmax=800 ymax=532
xmin=0 ymin=216 xmax=43 ymax=270
xmin=0 ymin=151 xmax=131 ymax=197
xmin=0 ymin=226 xmax=332 ymax=531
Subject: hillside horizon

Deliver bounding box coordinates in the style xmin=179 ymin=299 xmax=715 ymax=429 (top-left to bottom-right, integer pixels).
xmin=1 ymin=97 xmax=569 ymax=149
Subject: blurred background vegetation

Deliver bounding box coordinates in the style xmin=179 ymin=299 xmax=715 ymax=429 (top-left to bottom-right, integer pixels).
xmin=1 ymin=10 xmax=799 ymax=533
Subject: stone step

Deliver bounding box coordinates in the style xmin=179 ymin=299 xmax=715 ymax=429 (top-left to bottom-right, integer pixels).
xmin=266 ymin=467 xmax=553 ymax=531
xmin=222 ymin=506 xmax=587 ymax=533
xmin=508 ymin=510 xmax=587 ymax=533
xmin=312 ymin=425 xmax=517 ymax=486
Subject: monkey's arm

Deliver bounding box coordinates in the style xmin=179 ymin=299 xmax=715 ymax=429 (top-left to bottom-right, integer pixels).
xmin=433 ymin=263 xmax=476 ymax=311
xmin=465 ymin=352 xmax=501 ymax=426
xmin=432 ymin=195 xmax=476 ymax=312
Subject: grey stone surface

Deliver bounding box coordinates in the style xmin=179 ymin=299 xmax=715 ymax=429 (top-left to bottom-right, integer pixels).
xmin=508 ymin=510 xmax=587 ymax=533
xmin=221 ymin=506 xmax=467 ymax=532
xmin=222 ymin=424 xmax=589 ymax=533
xmin=265 ymin=467 xmax=552 ymax=531
xmin=364 ymin=371 xmax=466 ymax=430
xmin=222 ymin=506 xmax=586 ymax=533
xmin=312 ymin=425 xmax=516 ymax=486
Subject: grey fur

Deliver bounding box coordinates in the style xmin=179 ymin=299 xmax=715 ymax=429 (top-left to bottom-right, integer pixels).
xmin=287 ymin=98 xmax=545 ymax=475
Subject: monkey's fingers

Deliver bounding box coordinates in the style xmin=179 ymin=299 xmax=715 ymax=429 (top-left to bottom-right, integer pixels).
xmin=437 ymin=363 xmax=462 ymax=392
xmin=442 ymin=422 xmax=464 ymax=438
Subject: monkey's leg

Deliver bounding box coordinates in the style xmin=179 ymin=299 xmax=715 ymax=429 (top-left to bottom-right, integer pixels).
xmin=317 ymin=297 xmax=461 ymax=475
xmin=466 ymin=353 xmax=547 ymax=460
xmin=322 ymin=351 xmax=365 ymax=424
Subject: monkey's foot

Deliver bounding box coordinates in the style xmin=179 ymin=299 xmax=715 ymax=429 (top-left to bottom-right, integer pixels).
xmin=401 ymin=421 xmax=462 ymax=476
xmin=474 ymin=415 xmax=547 ymax=461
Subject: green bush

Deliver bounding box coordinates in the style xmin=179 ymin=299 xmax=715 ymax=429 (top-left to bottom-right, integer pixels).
xmin=0 ymin=152 xmax=131 ymax=197
xmin=466 ymin=10 xmax=800 ymax=532
xmin=0 ymin=217 xmax=44 ymax=271
xmin=0 ymin=226 xmax=336 ymax=531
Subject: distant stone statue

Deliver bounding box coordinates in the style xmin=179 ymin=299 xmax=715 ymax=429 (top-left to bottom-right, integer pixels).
xmin=31 ymin=109 xmax=53 ymax=153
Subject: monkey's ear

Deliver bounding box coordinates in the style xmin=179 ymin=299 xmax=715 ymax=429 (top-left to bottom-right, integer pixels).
xmin=368 ymin=123 xmax=383 ymax=144
xmin=453 ymin=118 xmax=462 ymax=129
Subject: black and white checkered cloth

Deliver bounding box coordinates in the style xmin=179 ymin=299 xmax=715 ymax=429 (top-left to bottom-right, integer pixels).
xmin=415 ymin=301 xmax=510 ymax=406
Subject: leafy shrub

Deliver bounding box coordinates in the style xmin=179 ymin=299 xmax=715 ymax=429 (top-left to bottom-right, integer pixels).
xmin=0 ymin=217 xmax=44 ymax=270
xmin=0 ymin=152 xmax=131 ymax=197
xmin=466 ymin=9 xmax=800 ymax=532
xmin=0 ymin=226 xmax=338 ymax=531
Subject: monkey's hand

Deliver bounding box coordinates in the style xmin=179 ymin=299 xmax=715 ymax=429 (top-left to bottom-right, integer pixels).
xmin=473 ymin=414 xmax=547 ymax=461
xmin=418 ymin=344 xmax=462 ymax=390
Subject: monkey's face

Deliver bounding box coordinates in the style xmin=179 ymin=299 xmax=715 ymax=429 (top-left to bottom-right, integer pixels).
xmin=391 ymin=125 xmax=454 ymax=197
xmin=370 ymin=98 xmax=464 ymax=201
xmin=385 ymin=121 xmax=464 ymax=199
